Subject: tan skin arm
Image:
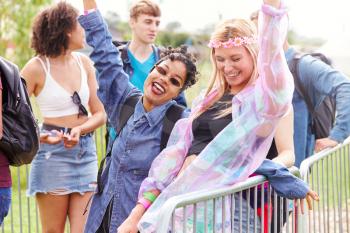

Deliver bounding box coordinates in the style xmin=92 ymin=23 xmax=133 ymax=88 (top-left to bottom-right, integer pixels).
xmin=63 ymin=54 xmax=106 ymax=148
xmin=81 ymin=1 xmax=149 ymax=230
xmin=273 ymin=109 xmax=295 ymax=167
xmin=83 ymin=0 xmax=97 ymax=10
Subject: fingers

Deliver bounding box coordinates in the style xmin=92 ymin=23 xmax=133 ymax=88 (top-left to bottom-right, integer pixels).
xmin=63 ymin=132 xmax=79 ymax=148
xmin=305 ymin=190 xmax=319 ymax=211
xmin=306 ymin=195 xmax=313 ymax=211
xmin=300 ymin=199 xmax=305 ymax=215
xmin=40 ymin=133 xmax=49 ymax=140
xmin=308 ymin=190 xmax=320 ymax=201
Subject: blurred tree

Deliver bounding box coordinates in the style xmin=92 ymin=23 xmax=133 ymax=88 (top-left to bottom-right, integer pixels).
xmin=0 ymin=0 xmax=51 ymax=68
xmin=156 ymin=31 xmax=190 ymax=47
xmin=165 ymin=21 xmax=181 ymax=32
xmin=104 ymin=11 xmax=131 ymax=41
xmin=288 ymin=29 xmax=326 ymax=48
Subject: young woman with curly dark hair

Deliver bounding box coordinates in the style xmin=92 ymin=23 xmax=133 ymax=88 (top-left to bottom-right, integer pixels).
xmin=78 ymin=0 xmax=199 ymax=232
xmin=21 ymin=2 xmax=106 ymax=232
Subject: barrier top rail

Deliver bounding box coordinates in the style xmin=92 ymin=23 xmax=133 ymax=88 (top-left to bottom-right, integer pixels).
xmin=156 ymin=167 xmax=300 ymax=233
xmin=299 ymin=140 xmax=350 ymax=181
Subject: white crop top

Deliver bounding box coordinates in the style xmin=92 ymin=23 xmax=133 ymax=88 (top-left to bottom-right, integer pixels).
xmin=35 ymin=53 xmax=90 ymax=118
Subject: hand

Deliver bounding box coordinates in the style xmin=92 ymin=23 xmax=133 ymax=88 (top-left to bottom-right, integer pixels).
xmin=40 ymin=130 xmax=63 ymax=144
xmin=117 ymin=205 xmax=145 ymax=233
xmin=117 ymin=216 xmax=139 ymax=233
xmin=314 ymin=138 xmax=338 ymax=152
xmin=263 ymin=0 xmax=280 ymax=8
xmin=298 ymin=189 xmax=319 ymax=214
xmin=63 ymin=127 xmax=81 ymax=148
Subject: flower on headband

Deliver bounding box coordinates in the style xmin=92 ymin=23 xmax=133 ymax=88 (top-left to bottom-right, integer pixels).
xmin=233 ymin=37 xmax=244 ymax=46
xmin=208 ymin=36 xmax=257 ymax=48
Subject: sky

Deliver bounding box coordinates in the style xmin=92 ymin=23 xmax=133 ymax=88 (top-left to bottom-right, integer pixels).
xmin=67 ymin=0 xmax=350 ymax=41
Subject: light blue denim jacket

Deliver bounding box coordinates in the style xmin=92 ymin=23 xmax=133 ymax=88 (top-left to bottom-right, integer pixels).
xmin=78 ymin=11 xmax=186 ymax=232
xmin=286 ymin=48 xmax=350 ymax=167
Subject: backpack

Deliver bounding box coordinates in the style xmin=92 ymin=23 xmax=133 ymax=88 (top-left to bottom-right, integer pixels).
xmin=0 ymin=57 xmax=40 ymax=166
xmin=288 ymin=52 xmax=336 ymax=139
xmin=97 ymin=94 xmax=185 ymax=194
xmin=112 ymin=40 xmax=162 ymax=72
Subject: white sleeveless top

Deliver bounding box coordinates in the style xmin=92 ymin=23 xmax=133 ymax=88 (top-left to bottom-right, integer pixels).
xmin=36 ymin=53 xmax=90 ymax=118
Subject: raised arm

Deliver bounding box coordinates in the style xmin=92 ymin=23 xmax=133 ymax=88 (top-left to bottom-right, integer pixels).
xmin=79 ymin=0 xmax=139 ymax=128
xmin=254 ymin=0 xmax=294 ymax=119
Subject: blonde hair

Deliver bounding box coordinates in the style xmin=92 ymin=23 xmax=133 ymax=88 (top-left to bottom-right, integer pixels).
xmin=129 ymin=0 xmax=161 ymax=19
xmin=201 ymin=19 xmax=259 ymax=118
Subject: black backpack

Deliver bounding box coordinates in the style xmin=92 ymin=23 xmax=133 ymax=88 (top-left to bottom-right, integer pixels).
xmin=0 ymin=57 xmax=40 ymax=166
xmin=97 ymin=94 xmax=185 ymax=194
xmin=289 ymin=52 xmax=336 ymax=139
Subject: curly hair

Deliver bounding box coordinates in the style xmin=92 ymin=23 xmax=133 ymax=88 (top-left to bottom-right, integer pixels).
xmin=31 ymin=2 xmax=78 ymax=57
xmin=157 ymin=45 xmax=199 ymax=91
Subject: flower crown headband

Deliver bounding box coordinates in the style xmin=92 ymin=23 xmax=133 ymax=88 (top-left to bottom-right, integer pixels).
xmin=208 ymin=36 xmax=257 ymax=48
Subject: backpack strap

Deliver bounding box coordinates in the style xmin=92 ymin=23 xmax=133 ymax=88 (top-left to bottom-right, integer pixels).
xmin=153 ymin=45 xmax=162 ymax=61
xmin=160 ymin=104 xmax=185 ymax=151
xmin=112 ymin=40 xmax=130 ymax=72
xmin=116 ymin=95 xmax=141 ymax=134
xmin=97 ymin=94 xmax=141 ymax=195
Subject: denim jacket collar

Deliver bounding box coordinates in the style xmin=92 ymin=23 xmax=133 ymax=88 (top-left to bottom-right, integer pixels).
xmin=133 ymin=99 xmax=173 ymax=127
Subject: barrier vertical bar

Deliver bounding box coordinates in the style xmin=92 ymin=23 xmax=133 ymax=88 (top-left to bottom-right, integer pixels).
xmin=343 ymin=146 xmax=349 ymax=231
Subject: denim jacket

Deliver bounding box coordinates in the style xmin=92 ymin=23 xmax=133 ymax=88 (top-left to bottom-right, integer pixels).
xmin=286 ymin=48 xmax=350 ymax=167
xmin=78 ymin=11 xmax=187 ymax=232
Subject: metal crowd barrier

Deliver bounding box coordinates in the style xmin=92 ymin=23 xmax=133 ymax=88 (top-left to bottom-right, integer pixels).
xmin=299 ymin=141 xmax=350 ymax=233
xmin=157 ymin=167 xmax=303 ymax=233
xmin=2 ymin=135 xmax=349 ymax=233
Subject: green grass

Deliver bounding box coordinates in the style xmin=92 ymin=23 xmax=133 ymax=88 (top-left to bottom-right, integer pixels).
xmin=308 ymin=145 xmax=350 ymax=209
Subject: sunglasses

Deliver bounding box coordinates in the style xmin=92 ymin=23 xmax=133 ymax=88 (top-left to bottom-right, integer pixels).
xmin=72 ymin=91 xmax=88 ymax=117
xmin=154 ymin=65 xmax=182 ymax=88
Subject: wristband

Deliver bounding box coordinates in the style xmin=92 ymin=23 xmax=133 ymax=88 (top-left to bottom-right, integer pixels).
xmin=84 ymin=8 xmax=96 ymax=15
xmin=138 ymin=197 xmax=151 ymax=210
xmin=143 ymin=191 xmax=157 ymax=203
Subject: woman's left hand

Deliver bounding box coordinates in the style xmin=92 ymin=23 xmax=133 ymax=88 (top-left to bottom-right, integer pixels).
xmin=299 ymin=189 xmax=319 ymax=214
xmin=63 ymin=127 xmax=81 ymax=148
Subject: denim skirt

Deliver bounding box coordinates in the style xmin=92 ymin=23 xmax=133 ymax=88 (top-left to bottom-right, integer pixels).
xmin=27 ymin=134 xmax=98 ymax=196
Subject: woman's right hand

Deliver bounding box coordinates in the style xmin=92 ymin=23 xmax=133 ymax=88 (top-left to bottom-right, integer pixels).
xmin=299 ymin=189 xmax=320 ymax=214
xmin=40 ymin=130 xmax=63 ymax=144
